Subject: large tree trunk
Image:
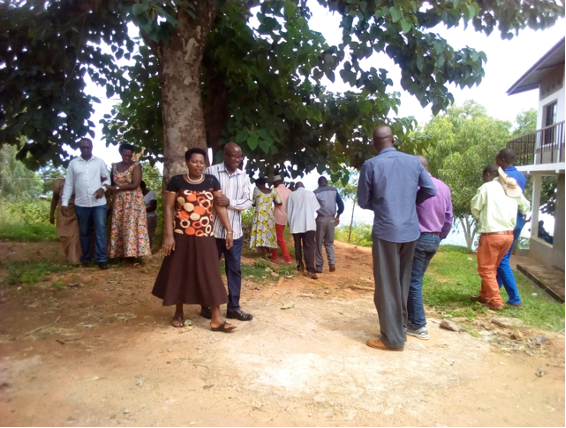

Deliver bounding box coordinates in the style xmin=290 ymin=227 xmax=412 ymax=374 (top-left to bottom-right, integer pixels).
xmin=158 ymin=2 xmax=217 ymax=186
xmin=203 ymin=67 xmax=230 ymax=164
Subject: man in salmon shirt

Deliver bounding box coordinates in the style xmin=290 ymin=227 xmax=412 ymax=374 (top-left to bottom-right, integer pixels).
xmin=270 ymin=175 xmax=293 ymax=263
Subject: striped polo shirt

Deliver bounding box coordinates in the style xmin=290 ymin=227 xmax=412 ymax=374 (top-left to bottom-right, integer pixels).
xmin=205 ymin=162 xmax=252 ymax=240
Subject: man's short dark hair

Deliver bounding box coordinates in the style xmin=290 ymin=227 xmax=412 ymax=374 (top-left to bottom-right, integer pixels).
xmin=119 ymin=143 xmax=135 ymax=154
xmin=185 ymin=148 xmax=207 ymax=161
xmin=497 ymin=148 xmax=516 ymax=163
xmin=483 ymin=164 xmax=498 ymax=176
xmin=318 ymin=176 xmax=328 ymax=186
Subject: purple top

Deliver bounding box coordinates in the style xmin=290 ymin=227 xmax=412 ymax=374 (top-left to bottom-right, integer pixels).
xmin=416 ymin=174 xmax=454 ymax=239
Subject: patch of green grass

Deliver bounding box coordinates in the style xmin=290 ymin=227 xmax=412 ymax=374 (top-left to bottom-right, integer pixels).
xmin=0 ymin=220 xmax=57 ymax=242
xmin=424 ymin=247 xmax=565 ymax=331
xmin=220 ymin=258 xmax=296 ymax=284
xmin=1 ymin=261 xmax=74 ymax=287
xmin=51 ymin=278 xmax=65 ymax=290
xmin=0 ymin=200 xmax=58 ymax=242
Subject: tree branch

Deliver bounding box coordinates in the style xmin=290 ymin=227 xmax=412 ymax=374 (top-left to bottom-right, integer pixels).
xmin=140 ymin=29 xmax=158 ymax=53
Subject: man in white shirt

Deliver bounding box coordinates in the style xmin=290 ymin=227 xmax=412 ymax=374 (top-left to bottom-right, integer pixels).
xmin=286 ymin=182 xmax=321 ymax=279
xmin=140 ymin=181 xmax=158 ymax=249
xmin=62 ymin=138 xmax=110 ymax=269
xmin=204 ymin=142 xmax=253 ymax=321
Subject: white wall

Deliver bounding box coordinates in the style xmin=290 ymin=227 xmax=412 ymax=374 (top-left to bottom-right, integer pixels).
xmin=536 ymin=67 xmax=565 ymax=137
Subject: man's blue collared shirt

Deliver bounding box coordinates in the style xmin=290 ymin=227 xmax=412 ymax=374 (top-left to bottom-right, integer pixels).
xmin=357 ymin=147 xmax=437 ymax=243
xmin=504 ymin=166 xmax=526 ymax=192
xmin=504 ymin=165 xmax=527 ymax=220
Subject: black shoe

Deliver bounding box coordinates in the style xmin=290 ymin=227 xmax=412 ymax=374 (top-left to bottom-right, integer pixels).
xmin=81 ymin=261 xmax=91 ymax=268
xmin=297 ymin=263 xmax=304 ymax=272
xmin=200 ymin=307 xmax=212 ymax=320
xmin=226 ymin=309 xmax=253 ymax=321
xmin=98 ymin=262 xmax=109 ymax=270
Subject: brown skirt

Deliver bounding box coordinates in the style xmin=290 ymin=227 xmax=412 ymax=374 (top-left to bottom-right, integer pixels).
xmin=152 ymin=235 xmax=228 ymax=307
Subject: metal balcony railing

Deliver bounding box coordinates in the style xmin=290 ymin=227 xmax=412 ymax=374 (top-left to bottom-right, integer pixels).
xmin=506 ymin=121 xmax=565 ymax=167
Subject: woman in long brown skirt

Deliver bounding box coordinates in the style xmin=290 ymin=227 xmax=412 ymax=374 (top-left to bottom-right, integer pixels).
xmin=50 ymin=178 xmax=82 ymax=264
xmin=152 ymin=148 xmax=236 ymax=332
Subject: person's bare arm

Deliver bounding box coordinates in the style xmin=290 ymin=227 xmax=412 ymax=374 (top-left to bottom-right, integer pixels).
xmin=147 ymin=200 xmax=157 ymax=213
xmin=161 ymin=191 xmax=177 ymax=256
xmin=109 ymin=164 xmax=142 ymax=191
xmin=49 ymin=192 xmax=59 ymax=224
xmin=213 ymin=190 xmax=234 ymax=249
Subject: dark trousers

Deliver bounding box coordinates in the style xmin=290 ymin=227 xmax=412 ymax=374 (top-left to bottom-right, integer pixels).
xmin=75 ymin=205 xmax=108 ymax=263
xmin=216 ymin=237 xmax=244 ymax=311
xmin=408 ymin=233 xmax=440 ymax=329
xmin=293 ymin=231 xmax=316 ymax=273
xmin=496 ymin=214 xmax=524 ymax=304
xmin=372 ymin=237 xmax=417 ymax=349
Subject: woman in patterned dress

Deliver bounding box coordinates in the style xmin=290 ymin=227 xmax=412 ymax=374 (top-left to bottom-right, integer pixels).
xmin=151 ymin=148 xmax=236 ymax=332
xmin=108 ymin=144 xmax=151 ymax=262
xmin=250 ymin=177 xmax=281 ymax=259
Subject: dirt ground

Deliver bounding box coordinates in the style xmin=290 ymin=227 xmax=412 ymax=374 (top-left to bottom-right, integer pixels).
xmin=0 ymin=241 xmax=564 ymax=427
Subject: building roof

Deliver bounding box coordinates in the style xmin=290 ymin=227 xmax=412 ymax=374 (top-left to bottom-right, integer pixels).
xmin=507 ymin=37 xmax=565 ymax=96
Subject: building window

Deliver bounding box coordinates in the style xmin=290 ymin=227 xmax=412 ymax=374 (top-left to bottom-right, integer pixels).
xmin=543 ymin=101 xmax=557 ymax=145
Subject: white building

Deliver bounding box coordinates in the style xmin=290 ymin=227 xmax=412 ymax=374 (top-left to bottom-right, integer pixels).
xmin=506 ymin=37 xmax=565 ymax=280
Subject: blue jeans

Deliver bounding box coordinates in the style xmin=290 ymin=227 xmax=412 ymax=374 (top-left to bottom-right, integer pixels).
xmin=74 ymin=205 xmax=108 ymax=263
xmin=496 ymin=214 xmax=524 ymax=305
xmin=408 ymin=233 xmax=440 ymax=329
xmin=216 ymin=237 xmax=244 ymax=311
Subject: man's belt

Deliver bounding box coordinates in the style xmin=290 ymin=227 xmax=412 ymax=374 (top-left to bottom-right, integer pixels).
xmin=483 ymin=230 xmax=513 ymax=236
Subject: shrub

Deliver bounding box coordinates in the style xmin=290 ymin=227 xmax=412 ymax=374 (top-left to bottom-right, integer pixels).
xmin=335 ymin=222 xmax=373 ymax=247
xmin=0 ymin=199 xmax=57 ymax=241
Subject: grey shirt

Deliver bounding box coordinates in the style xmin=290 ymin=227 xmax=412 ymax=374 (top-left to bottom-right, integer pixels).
xmin=314 ymin=185 xmax=345 ymax=217
xmin=357 ymin=147 xmax=437 ymax=243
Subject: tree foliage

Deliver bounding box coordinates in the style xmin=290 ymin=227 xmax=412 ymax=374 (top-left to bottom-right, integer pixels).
xmin=1 ymin=0 xmax=563 ymax=180
xmin=0 ymin=145 xmax=44 ymax=201
xmin=512 ymin=108 xmax=537 ymax=138
xmin=414 ymin=101 xmax=513 ymax=248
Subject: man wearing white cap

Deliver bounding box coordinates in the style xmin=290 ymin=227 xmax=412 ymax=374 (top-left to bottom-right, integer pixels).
xmin=470 ymin=167 xmax=530 ymax=311
xmin=271 ymin=174 xmax=293 ymax=263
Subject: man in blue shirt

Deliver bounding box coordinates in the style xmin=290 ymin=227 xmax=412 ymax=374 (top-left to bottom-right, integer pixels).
xmin=495 ymin=148 xmax=527 ymax=308
xmin=314 ymin=177 xmax=345 ymax=273
xmin=357 ymin=125 xmax=437 ymax=351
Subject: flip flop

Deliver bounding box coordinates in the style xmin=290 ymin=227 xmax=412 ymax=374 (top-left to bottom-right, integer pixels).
xmin=210 ymin=321 xmax=237 ymax=333
xmin=172 ymin=315 xmax=184 ymax=328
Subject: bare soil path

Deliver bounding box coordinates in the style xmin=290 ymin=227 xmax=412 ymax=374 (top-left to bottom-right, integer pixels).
xmin=0 ymin=241 xmax=564 ymax=427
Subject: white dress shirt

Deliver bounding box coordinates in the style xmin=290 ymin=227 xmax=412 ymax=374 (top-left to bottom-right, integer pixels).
xmin=62 ymin=156 xmax=110 ymax=207
xmin=286 ymin=188 xmax=320 ymax=234
xmin=205 ymin=163 xmax=252 ymax=240
xmin=144 ymin=190 xmax=158 ymax=218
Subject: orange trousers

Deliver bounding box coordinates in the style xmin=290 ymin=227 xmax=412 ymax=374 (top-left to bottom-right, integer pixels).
xmin=477 ymin=232 xmax=513 ymax=307
xmin=271 ymin=224 xmax=292 ymax=262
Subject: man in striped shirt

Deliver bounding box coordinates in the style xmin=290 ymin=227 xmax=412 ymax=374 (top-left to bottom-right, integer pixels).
xmin=203 ymin=142 xmax=254 ymax=321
